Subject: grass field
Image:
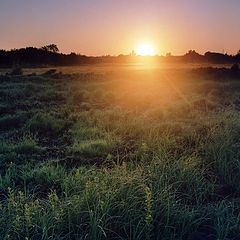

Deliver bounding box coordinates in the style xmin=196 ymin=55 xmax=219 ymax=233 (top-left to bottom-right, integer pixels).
xmin=0 ymin=64 xmax=240 ymax=240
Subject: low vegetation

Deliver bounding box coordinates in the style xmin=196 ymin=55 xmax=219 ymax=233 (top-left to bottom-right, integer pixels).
xmin=0 ymin=65 xmax=240 ymax=239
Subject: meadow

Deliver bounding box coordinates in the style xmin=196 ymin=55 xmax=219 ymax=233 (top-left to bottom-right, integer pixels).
xmin=0 ymin=63 xmax=240 ymax=240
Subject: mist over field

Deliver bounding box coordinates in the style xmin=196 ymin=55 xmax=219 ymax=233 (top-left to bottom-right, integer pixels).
xmin=0 ymin=63 xmax=240 ymax=239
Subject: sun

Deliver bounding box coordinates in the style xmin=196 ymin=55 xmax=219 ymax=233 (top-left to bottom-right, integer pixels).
xmin=135 ymin=43 xmax=156 ymax=56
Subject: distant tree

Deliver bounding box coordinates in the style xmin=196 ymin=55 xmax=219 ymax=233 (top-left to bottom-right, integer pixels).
xmin=41 ymin=44 xmax=59 ymax=53
xmin=205 ymin=51 xmax=234 ymax=63
xmin=130 ymin=50 xmax=136 ymax=56
xmin=166 ymin=52 xmax=172 ymax=57
xmin=183 ymin=50 xmax=203 ymax=62
xmin=236 ymin=50 xmax=240 ymax=63
xmin=186 ymin=50 xmax=198 ymax=55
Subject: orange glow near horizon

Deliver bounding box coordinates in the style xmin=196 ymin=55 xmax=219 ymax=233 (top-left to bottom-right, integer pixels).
xmin=135 ymin=43 xmax=156 ymax=56
xmin=1 ymin=1 xmax=240 ymax=56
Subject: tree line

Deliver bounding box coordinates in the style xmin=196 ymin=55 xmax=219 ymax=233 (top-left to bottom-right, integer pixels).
xmin=0 ymin=45 xmax=240 ymax=67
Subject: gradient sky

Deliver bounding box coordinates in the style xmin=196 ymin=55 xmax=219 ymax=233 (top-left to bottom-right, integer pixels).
xmin=1 ymin=0 xmax=240 ymax=56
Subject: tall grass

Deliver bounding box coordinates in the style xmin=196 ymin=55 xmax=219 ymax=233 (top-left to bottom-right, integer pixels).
xmin=0 ymin=67 xmax=240 ymax=239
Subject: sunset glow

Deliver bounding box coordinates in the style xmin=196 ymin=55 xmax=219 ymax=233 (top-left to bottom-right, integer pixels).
xmin=136 ymin=43 xmax=156 ymax=56
xmin=1 ymin=0 xmax=240 ymax=55
xmin=1 ymin=1 xmax=240 ymax=239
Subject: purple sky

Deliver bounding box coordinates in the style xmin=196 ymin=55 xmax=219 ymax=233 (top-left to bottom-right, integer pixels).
xmin=1 ymin=0 xmax=240 ymax=55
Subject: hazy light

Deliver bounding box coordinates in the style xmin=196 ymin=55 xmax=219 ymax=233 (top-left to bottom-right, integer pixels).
xmin=136 ymin=43 xmax=156 ymax=56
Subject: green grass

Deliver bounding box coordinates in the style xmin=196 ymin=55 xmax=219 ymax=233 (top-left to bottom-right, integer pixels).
xmin=0 ymin=66 xmax=240 ymax=239
xmin=71 ymin=138 xmax=116 ymax=158
xmin=27 ymin=113 xmax=66 ymax=135
xmin=0 ymin=135 xmax=39 ymax=155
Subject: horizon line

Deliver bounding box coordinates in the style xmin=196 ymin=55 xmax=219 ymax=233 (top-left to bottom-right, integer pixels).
xmin=0 ymin=46 xmax=238 ymax=58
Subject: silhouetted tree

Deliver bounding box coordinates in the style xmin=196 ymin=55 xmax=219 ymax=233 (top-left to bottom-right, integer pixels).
xmin=204 ymin=51 xmax=233 ymax=63
xmin=0 ymin=46 xmax=239 ymax=67
xmin=41 ymin=44 xmax=59 ymax=53
xmin=184 ymin=50 xmax=203 ymax=62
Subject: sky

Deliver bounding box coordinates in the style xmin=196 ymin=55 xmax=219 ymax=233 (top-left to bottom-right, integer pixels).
xmin=0 ymin=0 xmax=240 ymax=56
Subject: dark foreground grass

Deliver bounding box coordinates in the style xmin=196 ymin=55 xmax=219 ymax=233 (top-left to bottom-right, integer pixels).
xmin=0 ymin=66 xmax=240 ymax=239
